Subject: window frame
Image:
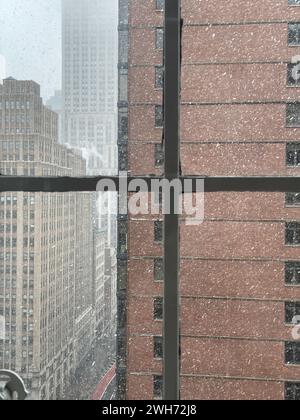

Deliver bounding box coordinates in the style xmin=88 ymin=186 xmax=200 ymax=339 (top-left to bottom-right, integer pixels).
xmin=3 ymin=0 xmax=300 ymax=401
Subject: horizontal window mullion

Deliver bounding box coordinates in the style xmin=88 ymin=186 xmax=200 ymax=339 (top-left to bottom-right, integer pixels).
xmin=1 ymin=176 xmax=300 ymax=192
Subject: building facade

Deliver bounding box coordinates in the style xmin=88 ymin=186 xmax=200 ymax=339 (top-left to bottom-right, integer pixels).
xmin=0 ymin=78 xmax=95 ymax=400
xmin=118 ymin=0 xmax=300 ymax=400
xmin=0 ymin=55 xmax=6 ymax=84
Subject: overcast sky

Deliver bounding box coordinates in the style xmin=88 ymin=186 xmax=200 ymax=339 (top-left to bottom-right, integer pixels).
xmin=0 ymin=0 xmax=61 ymax=100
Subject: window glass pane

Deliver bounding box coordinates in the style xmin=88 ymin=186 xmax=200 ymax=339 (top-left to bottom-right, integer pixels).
xmin=0 ymin=0 xmax=119 ymax=400
xmin=0 ymin=191 xmax=117 ymax=400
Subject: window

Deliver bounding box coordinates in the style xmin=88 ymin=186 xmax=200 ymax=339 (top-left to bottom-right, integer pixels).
xmin=286 ymin=222 xmax=300 ymax=245
xmin=156 ymin=28 xmax=164 ymax=50
xmin=287 ymin=143 xmax=300 ymax=166
xmin=285 ymin=302 xmax=300 ymax=324
xmin=155 ymin=144 xmax=164 ymax=168
xmin=155 ymin=66 xmax=164 ymax=88
xmin=288 ymin=62 xmax=300 ymax=86
xmin=153 ymin=375 xmax=163 ymax=398
xmin=156 ymin=0 xmax=165 ymax=11
xmin=154 ymin=297 xmax=163 ymax=320
xmin=285 ymin=342 xmax=300 ymax=365
xmin=155 ymin=105 xmax=164 ymax=128
xmin=288 ymin=23 xmax=300 ymax=45
xmin=154 ymin=258 xmax=164 ymax=282
xmin=285 ymin=382 xmax=300 ymax=401
xmin=286 ymin=192 xmax=300 ymax=206
xmin=154 ymin=220 xmax=163 ymax=243
xmin=154 ymin=336 xmax=163 ymax=359
xmin=286 ymin=261 xmax=300 ymax=285
xmin=287 ymin=104 xmax=300 ymax=127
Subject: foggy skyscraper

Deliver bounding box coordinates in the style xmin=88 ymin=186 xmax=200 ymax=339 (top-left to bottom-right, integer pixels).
xmin=62 ymin=0 xmax=118 ymax=176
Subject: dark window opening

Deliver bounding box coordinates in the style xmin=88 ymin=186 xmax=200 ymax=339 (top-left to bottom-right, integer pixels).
xmin=288 ymin=23 xmax=300 ymax=45
xmin=155 ymin=105 xmax=164 ymax=128
xmin=285 ymin=342 xmax=300 ymax=365
xmin=286 ymin=192 xmax=300 ymax=206
xmin=285 ymin=301 xmax=300 ymax=324
xmin=287 ymin=143 xmax=300 ymax=166
xmin=285 ymin=261 xmax=300 ymax=285
xmin=286 ymin=222 xmax=300 ymax=245
xmin=155 ymin=144 xmax=164 ymax=168
xmin=285 ymin=382 xmax=300 ymax=401
xmin=155 ymin=66 xmax=164 ymax=89
xmin=287 ymin=104 xmax=300 ymax=127
xmin=154 ymin=258 xmax=164 ymax=282
xmin=154 ymin=336 xmax=163 ymax=359
xmin=153 ymin=375 xmax=163 ymax=398
xmin=288 ymin=62 xmax=300 ymax=86
xmin=154 ymin=220 xmax=163 ymax=243
xmin=154 ymin=297 xmax=163 ymax=321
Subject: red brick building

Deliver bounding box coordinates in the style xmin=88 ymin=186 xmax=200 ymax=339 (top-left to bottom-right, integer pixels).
xmin=117 ymin=0 xmax=300 ymax=400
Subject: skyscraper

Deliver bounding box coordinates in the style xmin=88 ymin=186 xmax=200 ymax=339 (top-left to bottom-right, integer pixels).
xmin=62 ymin=0 xmax=118 ymax=176
xmin=0 ymin=78 xmax=95 ymax=400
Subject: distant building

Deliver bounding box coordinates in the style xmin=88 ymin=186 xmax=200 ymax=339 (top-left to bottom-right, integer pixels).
xmin=46 ymin=90 xmax=62 ymax=143
xmin=0 ymin=78 xmax=96 ymax=400
xmin=0 ymin=55 xmax=6 ymax=83
xmin=61 ymin=0 xmax=118 ymax=176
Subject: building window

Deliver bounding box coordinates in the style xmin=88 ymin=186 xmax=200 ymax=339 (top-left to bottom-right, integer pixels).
xmin=286 ymin=192 xmax=300 ymax=206
xmin=156 ymin=0 xmax=165 ymax=11
xmin=155 ymin=66 xmax=164 ymax=88
xmin=287 ymin=104 xmax=300 ymax=127
xmin=285 ymin=342 xmax=300 ymax=365
xmin=286 ymin=261 xmax=300 ymax=285
xmin=285 ymin=302 xmax=300 ymax=324
xmin=154 ymin=258 xmax=164 ymax=282
xmin=285 ymin=382 xmax=300 ymax=401
xmin=288 ymin=23 xmax=300 ymax=45
xmin=156 ymin=28 xmax=164 ymax=50
xmin=153 ymin=375 xmax=163 ymax=398
xmin=288 ymin=62 xmax=300 ymax=86
xmin=154 ymin=336 xmax=163 ymax=359
xmin=287 ymin=143 xmax=300 ymax=166
xmin=155 ymin=105 xmax=164 ymax=128
xmin=155 ymin=144 xmax=164 ymax=168
xmin=154 ymin=297 xmax=163 ymax=320
xmin=154 ymin=221 xmax=163 ymax=243
xmin=286 ymin=222 xmax=300 ymax=245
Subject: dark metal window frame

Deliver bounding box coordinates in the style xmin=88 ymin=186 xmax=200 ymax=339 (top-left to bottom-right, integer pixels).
xmin=1 ymin=0 xmax=300 ymax=400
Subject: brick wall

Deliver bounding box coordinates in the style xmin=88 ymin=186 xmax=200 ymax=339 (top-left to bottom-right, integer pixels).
xmin=123 ymin=0 xmax=300 ymax=400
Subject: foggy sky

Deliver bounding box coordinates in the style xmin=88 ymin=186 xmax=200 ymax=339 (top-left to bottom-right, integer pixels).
xmin=0 ymin=0 xmax=61 ymax=99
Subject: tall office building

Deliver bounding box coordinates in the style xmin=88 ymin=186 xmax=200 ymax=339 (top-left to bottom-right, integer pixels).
xmin=0 ymin=55 xmax=6 ymax=83
xmin=62 ymin=0 xmax=118 ymax=176
xmin=46 ymin=90 xmax=63 ymax=144
xmin=118 ymin=0 xmax=300 ymax=400
xmin=0 ymin=78 xmax=95 ymax=400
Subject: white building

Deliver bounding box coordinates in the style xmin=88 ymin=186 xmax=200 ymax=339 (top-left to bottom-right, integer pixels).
xmin=62 ymin=0 xmax=118 ymax=176
xmin=0 ymin=55 xmax=6 ymax=83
